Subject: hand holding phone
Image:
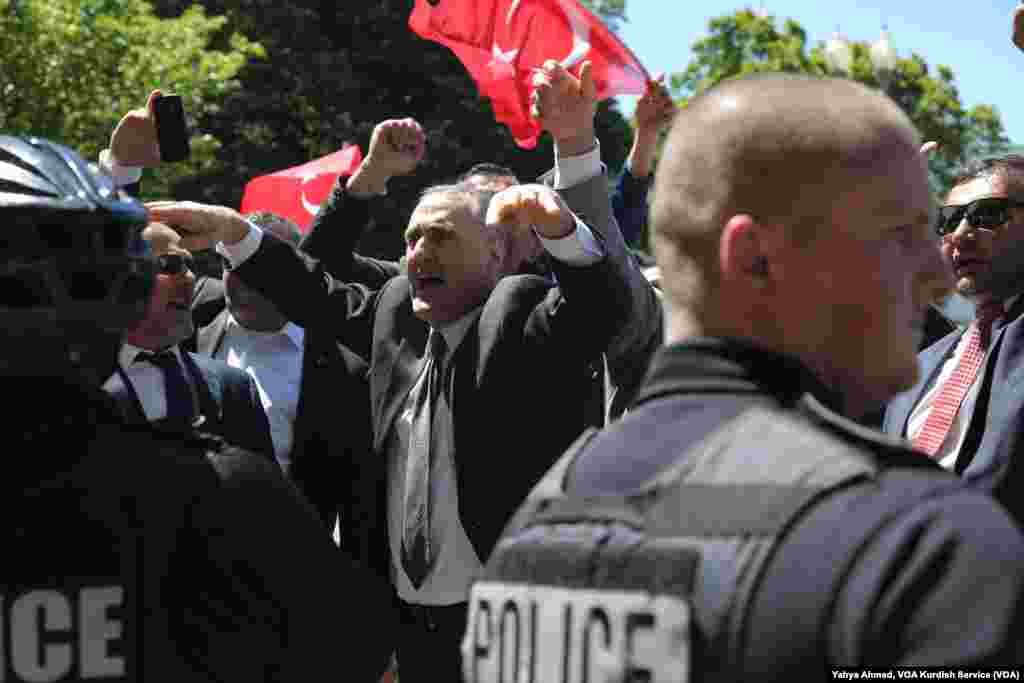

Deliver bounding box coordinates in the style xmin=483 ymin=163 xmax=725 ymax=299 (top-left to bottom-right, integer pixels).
xmin=152 ymin=94 xmax=191 ymax=163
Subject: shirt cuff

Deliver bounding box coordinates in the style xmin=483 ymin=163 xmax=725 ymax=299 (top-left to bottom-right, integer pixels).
xmin=216 ymin=222 xmax=264 ymax=268
xmin=537 ymin=215 xmax=604 ymax=266
xmin=553 ymin=140 xmax=602 ymax=190
xmin=98 ymin=149 xmax=143 ymax=188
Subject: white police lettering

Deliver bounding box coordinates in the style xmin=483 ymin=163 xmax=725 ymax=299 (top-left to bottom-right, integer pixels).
xmin=462 ymin=582 xmax=689 ymax=683
xmin=0 ymin=587 xmax=125 ymax=681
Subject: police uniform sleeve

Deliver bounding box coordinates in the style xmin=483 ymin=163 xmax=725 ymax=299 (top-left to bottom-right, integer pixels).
xmin=746 ymin=479 xmax=1024 ymax=669
xmin=197 ymin=446 xmax=396 ymax=681
xmin=830 ymin=490 xmax=1024 ymax=665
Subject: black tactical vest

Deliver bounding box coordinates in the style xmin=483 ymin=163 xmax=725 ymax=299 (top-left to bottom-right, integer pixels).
xmin=463 ymin=404 xmax=880 ymax=683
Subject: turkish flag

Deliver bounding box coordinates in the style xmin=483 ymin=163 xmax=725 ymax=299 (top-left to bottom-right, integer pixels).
xmin=239 ymin=144 xmax=364 ymax=232
xmin=409 ymin=0 xmax=649 ymax=149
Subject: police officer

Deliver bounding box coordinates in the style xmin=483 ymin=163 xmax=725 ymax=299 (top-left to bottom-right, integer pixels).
xmin=0 ymin=135 xmax=394 ymax=682
xmin=463 ymin=74 xmax=1024 ymax=679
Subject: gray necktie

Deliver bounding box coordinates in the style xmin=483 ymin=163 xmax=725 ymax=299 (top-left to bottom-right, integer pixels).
xmin=402 ymin=329 xmax=448 ymax=589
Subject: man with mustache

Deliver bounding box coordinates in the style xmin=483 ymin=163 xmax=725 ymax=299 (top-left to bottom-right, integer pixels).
xmin=103 ymin=222 xmax=275 ymax=460
xmin=146 ymin=116 xmax=641 ymax=680
xmin=884 ymin=153 xmax=1024 ymax=525
xmin=466 ymin=74 xmax=1024 ymax=677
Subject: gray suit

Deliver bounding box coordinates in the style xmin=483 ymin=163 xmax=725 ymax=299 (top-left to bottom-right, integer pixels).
xmin=541 ymin=168 xmax=663 ymax=424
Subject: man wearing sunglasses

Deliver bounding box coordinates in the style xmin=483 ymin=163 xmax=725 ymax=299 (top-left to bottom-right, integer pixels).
xmin=884 ymin=154 xmax=1024 ymax=525
xmin=103 ymin=222 xmax=275 ymax=460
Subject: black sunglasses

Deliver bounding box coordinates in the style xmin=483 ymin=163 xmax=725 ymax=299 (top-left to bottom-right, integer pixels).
xmin=156 ymin=253 xmax=194 ymax=275
xmin=934 ymin=197 xmax=1024 ymax=237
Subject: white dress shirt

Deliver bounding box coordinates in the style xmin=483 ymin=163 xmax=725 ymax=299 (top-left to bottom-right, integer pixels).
xmin=102 ymin=344 xmax=198 ymax=421
xmin=216 ymin=315 xmax=305 ymax=471
xmin=386 ymin=309 xmax=483 ymax=605
xmin=906 ymin=296 xmax=1018 ymax=469
xmin=218 ymin=144 xmax=606 ymax=602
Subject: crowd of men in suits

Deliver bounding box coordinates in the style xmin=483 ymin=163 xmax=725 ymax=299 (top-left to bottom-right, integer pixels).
xmin=93 ymin=61 xmax=673 ymax=680
xmin=69 ymin=13 xmax=1024 ymax=677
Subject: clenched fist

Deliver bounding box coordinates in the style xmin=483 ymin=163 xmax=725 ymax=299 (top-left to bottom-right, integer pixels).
xmin=347 ymin=118 xmax=426 ymax=197
xmin=365 ymin=118 xmax=426 ymax=178
xmin=486 ymin=184 xmax=576 ymax=241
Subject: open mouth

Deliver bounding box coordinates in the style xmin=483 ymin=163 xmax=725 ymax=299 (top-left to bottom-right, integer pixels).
xmin=953 ymin=257 xmax=987 ymax=275
xmin=414 ymin=275 xmax=446 ymax=290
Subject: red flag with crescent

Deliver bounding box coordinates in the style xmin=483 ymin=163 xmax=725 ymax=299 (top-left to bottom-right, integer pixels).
xmin=409 ymin=0 xmax=649 ymax=149
xmin=239 ymin=144 xmax=364 ymax=232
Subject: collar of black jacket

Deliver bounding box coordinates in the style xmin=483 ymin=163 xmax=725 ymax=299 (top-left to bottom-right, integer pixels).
xmin=634 ymin=338 xmax=845 ymax=416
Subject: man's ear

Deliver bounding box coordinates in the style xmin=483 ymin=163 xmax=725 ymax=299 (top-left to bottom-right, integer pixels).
xmin=720 ymin=214 xmax=770 ymax=286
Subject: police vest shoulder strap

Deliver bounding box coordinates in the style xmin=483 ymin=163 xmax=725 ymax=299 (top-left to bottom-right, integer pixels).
xmin=645 ymin=405 xmax=879 ymax=538
xmin=528 ymin=406 xmax=879 ymax=537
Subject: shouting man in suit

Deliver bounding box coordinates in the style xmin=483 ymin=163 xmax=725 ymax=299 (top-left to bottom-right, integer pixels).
xmin=883 ymin=153 xmax=1024 ymax=524
xmin=103 ymin=222 xmax=275 ymax=460
xmin=148 ymin=149 xmax=639 ymax=683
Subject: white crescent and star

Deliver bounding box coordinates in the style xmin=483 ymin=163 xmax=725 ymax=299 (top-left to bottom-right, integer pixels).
xmin=491 ymin=0 xmax=591 ymax=76
xmin=297 ymin=169 xmax=322 ymax=217
xmin=551 ymin=0 xmax=592 ymax=70
xmin=492 ymin=44 xmax=519 ymax=65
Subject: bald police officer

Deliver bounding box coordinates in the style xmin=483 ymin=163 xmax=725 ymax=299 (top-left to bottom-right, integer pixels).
xmin=463 ymin=74 xmax=1024 ymax=679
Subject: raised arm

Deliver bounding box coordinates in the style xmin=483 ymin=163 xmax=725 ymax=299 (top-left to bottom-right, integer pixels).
xmin=146 ymin=201 xmax=380 ymax=360
xmin=533 ymin=61 xmax=664 ymax=385
xmin=301 ymin=118 xmax=425 ymax=287
xmin=613 ymin=74 xmax=675 ymax=247
xmin=488 ymin=184 xmax=632 ymax=361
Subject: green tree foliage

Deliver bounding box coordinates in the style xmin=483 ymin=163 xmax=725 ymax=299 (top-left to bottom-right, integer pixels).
xmin=0 ymin=0 xmax=264 ymax=198
xmin=149 ymin=0 xmax=634 ymax=259
xmin=580 ymin=0 xmax=626 ymax=32
xmin=671 ymin=9 xmax=1009 ymax=194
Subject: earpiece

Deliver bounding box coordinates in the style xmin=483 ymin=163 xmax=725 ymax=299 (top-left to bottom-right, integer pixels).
xmin=752 ymin=256 xmax=768 ymax=277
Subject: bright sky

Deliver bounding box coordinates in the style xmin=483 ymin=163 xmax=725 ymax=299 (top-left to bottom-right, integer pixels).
xmin=614 ymin=0 xmax=1024 ymax=145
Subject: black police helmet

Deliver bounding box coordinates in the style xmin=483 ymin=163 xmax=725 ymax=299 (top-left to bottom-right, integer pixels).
xmin=0 ymin=135 xmax=155 ymax=383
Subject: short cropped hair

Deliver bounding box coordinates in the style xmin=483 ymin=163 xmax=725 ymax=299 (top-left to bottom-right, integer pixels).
xmin=651 ymin=73 xmax=918 ymax=314
xmin=457 ymin=163 xmax=519 ymax=185
xmin=952 ymin=155 xmax=1024 ymax=199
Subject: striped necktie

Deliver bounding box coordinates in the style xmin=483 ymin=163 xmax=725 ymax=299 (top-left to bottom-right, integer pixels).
xmin=911 ymin=302 xmax=1003 ymax=457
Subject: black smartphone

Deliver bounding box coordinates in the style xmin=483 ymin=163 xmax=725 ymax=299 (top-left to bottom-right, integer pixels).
xmin=152 ymin=93 xmax=191 ymax=163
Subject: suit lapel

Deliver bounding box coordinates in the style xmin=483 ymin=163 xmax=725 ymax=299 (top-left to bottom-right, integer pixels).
xmin=373 ymin=338 xmax=421 ymax=453
xmin=198 ymin=310 xmax=231 ymax=358
xmin=885 ymin=330 xmax=961 ymax=437
xmin=107 ymin=365 xmax=149 ymax=425
xmin=371 ymin=280 xmax=432 ymax=453
xmin=961 ymin=309 xmax=1024 ymax=480
xmin=180 ymin=351 xmax=220 ymax=430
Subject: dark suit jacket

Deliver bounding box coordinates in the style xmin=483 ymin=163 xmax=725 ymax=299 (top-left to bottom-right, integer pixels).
xmin=109 ymin=349 xmax=276 ymax=461
xmin=302 ymin=169 xmax=663 ymax=428
xmin=191 ymin=279 xmax=377 ymax=551
xmin=883 ymin=297 xmax=1024 ymax=525
xmin=232 ymin=207 xmax=635 ymax=583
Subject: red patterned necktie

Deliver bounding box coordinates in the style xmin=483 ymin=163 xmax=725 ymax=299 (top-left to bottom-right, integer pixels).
xmin=912 ymin=302 xmax=1003 ymax=457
